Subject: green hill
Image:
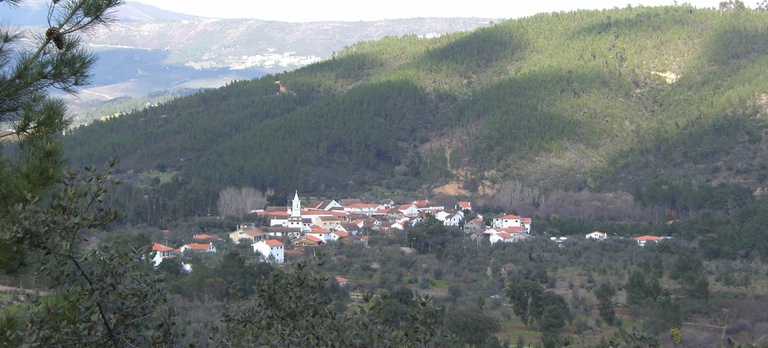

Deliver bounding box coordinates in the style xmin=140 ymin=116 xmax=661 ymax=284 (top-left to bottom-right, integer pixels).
xmin=64 ymin=5 xmax=768 ymax=206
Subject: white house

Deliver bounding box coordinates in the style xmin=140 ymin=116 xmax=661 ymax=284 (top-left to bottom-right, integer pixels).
xmin=151 ymin=242 xmax=175 ymax=267
xmin=306 ymin=227 xmax=333 ymax=243
xmin=442 ymin=212 xmax=464 ymax=227
xmin=487 ymin=227 xmax=529 ymax=244
xmin=396 ymin=204 xmax=420 ymax=218
xmin=334 ymin=222 xmax=360 ymax=235
xmin=586 ymin=231 xmax=608 ymax=240
xmin=343 ymin=203 xmax=380 ymax=215
xmin=490 ymin=232 xmax=516 ymax=244
xmin=331 ymin=231 xmax=348 ymax=242
xmin=522 ymin=217 xmax=532 ymax=233
xmin=634 ymin=235 xmax=662 ymax=246
xmin=390 ymin=221 xmax=406 ymax=230
xmin=413 ymin=200 xmax=445 ymax=212
xmin=252 ymin=239 xmax=285 ymax=264
xmin=179 ymin=242 xmax=216 ymax=253
xmin=493 ymin=214 xmax=522 ymax=229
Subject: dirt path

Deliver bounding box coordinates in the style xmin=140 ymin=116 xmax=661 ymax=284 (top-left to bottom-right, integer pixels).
xmin=0 ymin=285 xmax=51 ymax=296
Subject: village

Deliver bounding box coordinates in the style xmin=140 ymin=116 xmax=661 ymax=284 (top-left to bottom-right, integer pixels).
xmin=150 ymin=191 xmax=668 ymax=270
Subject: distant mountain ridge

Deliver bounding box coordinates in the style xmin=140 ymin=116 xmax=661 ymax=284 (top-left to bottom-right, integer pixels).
xmin=10 ymin=1 xmax=198 ymax=26
xmin=34 ymin=3 xmax=496 ymax=122
xmin=64 ymin=6 xmax=768 ymax=201
xmin=8 ymin=2 xmax=496 ymax=123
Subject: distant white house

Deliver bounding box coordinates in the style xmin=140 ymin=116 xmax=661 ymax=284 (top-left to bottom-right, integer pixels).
xmin=442 ymin=212 xmax=464 ymax=227
xmin=396 ymin=204 xmax=420 ymax=218
xmin=633 ymin=235 xmax=662 ymax=246
xmin=491 ymin=214 xmax=532 ymax=233
xmin=457 ymin=201 xmax=472 ymax=211
xmin=487 ymin=227 xmax=529 ymax=244
xmin=490 ymin=232 xmax=516 ymax=244
xmin=252 ymin=239 xmax=285 ymax=264
xmin=435 ymin=210 xmax=464 ymax=227
xmin=306 ymin=228 xmax=334 ymax=243
xmin=586 ymin=231 xmax=608 ymax=240
xmin=179 ymin=242 xmax=216 ymax=253
xmin=151 ymin=242 xmax=175 ymax=267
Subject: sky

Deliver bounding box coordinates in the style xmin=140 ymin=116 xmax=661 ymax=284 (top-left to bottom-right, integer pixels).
xmin=129 ymin=0 xmax=727 ymax=22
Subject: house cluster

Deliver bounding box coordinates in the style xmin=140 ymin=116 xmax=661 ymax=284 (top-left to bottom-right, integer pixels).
xmin=467 ymin=213 xmax=533 ymax=245
xmin=241 ymin=192 xmax=483 ymax=263
xmin=150 ymin=234 xmax=220 ymax=269
xmin=151 ymin=192 xmax=490 ymax=266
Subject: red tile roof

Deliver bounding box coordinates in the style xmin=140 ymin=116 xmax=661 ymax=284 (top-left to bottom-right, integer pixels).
xmin=152 ymin=242 xmax=174 ymax=252
xmin=193 ymin=234 xmax=220 ymax=240
xmin=264 ymin=239 xmax=284 ymax=247
xmin=236 ymin=228 xmax=264 ymax=237
xmin=306 ymin=235 xmax=323 ymax=243
xmin=184 ymin=243 xmax=213 ymax=251
xmin=634 ymin=235 xmax=662 ymax=242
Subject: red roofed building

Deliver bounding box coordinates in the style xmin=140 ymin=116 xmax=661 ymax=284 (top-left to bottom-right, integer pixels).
xmin=292 ymin=235 xmax=324 ymax=252
xmin=490 ymin=232 xmax=514 ymax=244
xmin=193 ymin=234 xmax=221 ymax=241
xmin=252 ymin=239 xmax=285 ymax=264
xmin=229 ymin=226 xmax=266 ymax=244
xmin=151 ymin=242 xmax=175 ymax=267
xmin=493 ymin=214 xmax=522 ymax=228
xmin=634 ymin=235 xmax=662 ymax=246
xmin=306 ymin=227 xmax=333 ymax=242
xmin=180 ymin=242 xmax=216 ymax=253
xmin=344 ymin=203 xmax=379 ymax=215
xmin=331 ymin=230 xmax=349 ymax=241
xmin=335 ymin=276 xmax=349 ymax=287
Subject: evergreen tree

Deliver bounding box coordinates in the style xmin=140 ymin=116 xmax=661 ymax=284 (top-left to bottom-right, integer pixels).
xmin=0 ymin=0 xmax=121 ymax=269
xmin=0 ymin=1 xmax=180 ymax=346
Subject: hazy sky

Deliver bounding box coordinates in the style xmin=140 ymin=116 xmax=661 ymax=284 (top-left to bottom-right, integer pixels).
xmin=129 ymin=0 xmax=727 ymax=22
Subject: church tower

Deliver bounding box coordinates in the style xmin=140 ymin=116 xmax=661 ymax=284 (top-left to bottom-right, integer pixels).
xmin=291 ymin=191 xmax=301 ymax=217
xmin=288 ymin=190 xmax=302 ymax=229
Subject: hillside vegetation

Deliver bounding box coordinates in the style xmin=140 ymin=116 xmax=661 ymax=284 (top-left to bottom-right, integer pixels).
xmin=65 ymin=4 xmax=768 ymax=206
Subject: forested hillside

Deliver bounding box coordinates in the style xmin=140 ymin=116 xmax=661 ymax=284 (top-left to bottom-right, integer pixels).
xmin=65 ymin=4 xmax=768 ymax=212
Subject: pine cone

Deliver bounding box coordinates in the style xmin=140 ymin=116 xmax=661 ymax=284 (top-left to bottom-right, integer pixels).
xmin=45 ymin=27 xmax=59 ymax=40
xmin=45 ymin=27 xmax=65 ymax=50
xmin=53 ymin=37 xmax=65 ymax=50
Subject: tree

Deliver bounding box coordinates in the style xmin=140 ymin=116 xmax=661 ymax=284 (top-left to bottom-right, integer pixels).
xmin=0 ymin=1 xmax=180 ymax=346
xmin=506 ymin=280 xmax=544 ymax=327
xmin=216 ymin=186 xmax=268 ymax=218
xmin=5 ymin=165 xmax=179 ymax=346
xmin=221 ymin=258 xmax=454 ymax=347
xmin=669 ymin=251 xmax=710 ymax=300
xmin=536 ymin=292 xmax=571 ymax=332
xmin=594 ymin=282 xmax=617 ymax=325
xmin=0 ymin=0 xmax=122 ymax=269
xmin=444 ymin=308 xmax=500 ymax=347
